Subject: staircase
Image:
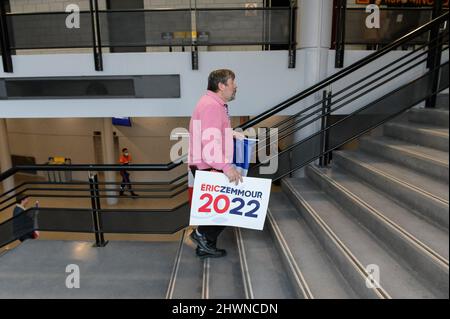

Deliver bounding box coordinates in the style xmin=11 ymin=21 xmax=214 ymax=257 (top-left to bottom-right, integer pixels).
xmin=278 ymin=95 xmax=449 ymax=299
xmin=1 ymin=12 xmax=448 ymax=299
xmin=168 ymin=95 xmax=448 ymax=299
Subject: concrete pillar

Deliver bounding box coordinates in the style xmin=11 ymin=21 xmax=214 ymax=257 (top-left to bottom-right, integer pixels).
xmin=292 ymin=0 xmax=334 ymax=176
xmin=102 ymin=118 xmax=118 ymax=205
xmin=0 ymin=119 xmax=15 ymax=195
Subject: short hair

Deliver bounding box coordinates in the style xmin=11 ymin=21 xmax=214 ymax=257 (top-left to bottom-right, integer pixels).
xmin=207 ymin=69 xmax=235 ymax=92
xmin=122 ymin=148 xmax=128 ymax=153
xmin=16 ymin=194 xmax=27 ymax=204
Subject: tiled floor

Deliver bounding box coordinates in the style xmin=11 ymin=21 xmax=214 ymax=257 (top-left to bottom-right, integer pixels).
xmin=0 ymin=240 xmax=181 ymax=298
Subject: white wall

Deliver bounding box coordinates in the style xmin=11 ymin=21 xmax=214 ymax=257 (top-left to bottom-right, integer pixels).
xmin=6 ymin=118 xmax=102 ymax=180
xmin=0 ymin=51 xmax=306 ymax=118
xmin=5 ymin=117 xmax=188 ymax=180
xmin=2 ymin=48 xmax=445 ymax=118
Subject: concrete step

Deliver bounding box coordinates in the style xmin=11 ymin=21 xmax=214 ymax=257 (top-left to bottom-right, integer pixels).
xmin=167 ymin=228 xmax=247 ymax=299
xmin=384 ymin=122 xmax=449 ymax=152
xmin=282 ymin=178 xmax=441 ymax=299
xmin=239 ymin=226 xmax=297 ymax=299
xmin=408 ymin=108 xmax=449 ymax=127
xmin=359 ymin=136 xmax=449 ymax=182
xmin=305 ymin=164 xmax=449 ymax=297
xmin=166 ymin=230 xmax=204 ymax=299
xmin=205 ymin=228 xmax=246 ymax=299
xmin=267 ymin=191 xmax=358 ymax=299
xmin=333 ymin=150 xmax=449 ymax=230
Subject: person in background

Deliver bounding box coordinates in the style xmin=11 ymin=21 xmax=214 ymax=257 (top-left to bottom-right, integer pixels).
xmin=13 ymin=195 xmax=39 ymax=242
xmin=119 ymin=148 xmax=138 ymax=197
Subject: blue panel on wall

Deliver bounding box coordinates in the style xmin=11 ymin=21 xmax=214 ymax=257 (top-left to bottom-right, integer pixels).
xmin=112 ymin=117 xmax=132 ymax=127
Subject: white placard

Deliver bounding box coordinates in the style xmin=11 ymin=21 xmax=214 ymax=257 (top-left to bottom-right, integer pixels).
xmin=189 ymin=170 xmax=272 ymax=230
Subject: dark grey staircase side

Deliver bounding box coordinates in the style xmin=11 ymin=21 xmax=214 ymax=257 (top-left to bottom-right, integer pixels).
xmin=436 ymin=94 xmax=449 ymax=110
xmin=408 ymin=108 xmax=449 ymax=127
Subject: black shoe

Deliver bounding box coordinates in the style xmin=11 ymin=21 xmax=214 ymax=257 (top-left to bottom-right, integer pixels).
xmin=195 ymin=246 xmax=227 ymax=259
xmin=190 ymin=230 xmax=219 ymax=255
xmin=131 ymin=192 xmax=139 ymax=197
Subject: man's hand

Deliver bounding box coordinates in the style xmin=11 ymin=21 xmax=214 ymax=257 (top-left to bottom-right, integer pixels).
xmin=224 ymin=167 xmax=243 ymax=185
xmin=233 ymin=130 xmax=246 ymax=140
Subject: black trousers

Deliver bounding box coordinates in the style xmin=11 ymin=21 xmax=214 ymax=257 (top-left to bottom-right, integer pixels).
xmin=198 ymin=225 xmax=226 ymax=242
xmin=120 ymin=170 xmax=133 ymax=192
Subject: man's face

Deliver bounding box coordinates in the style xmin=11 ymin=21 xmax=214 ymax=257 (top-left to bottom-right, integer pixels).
xmin=220 ymin=78 xmax=237 ymax=102
xmin=21 ymin=197 xmax=29 ymax=207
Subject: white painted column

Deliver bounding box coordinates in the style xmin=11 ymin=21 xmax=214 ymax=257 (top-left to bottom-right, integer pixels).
xmin=102 ymin=118 xmax=118 ymax=205
xmin=292 ymin=0 xmax=333 ymax=176
xmin=0 ymin=119 xmax=15 ymax=195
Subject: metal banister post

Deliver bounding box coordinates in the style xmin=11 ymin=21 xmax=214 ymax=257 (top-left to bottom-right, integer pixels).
xmin=0 ymin=0 xmax=13 ymax=73
xmin=191 ymin=1 xmax=198 ymax=70
xmin=325 ymin=91 xmax=332 ymax=166
xmin=89 ymin=173 xmax=107 ymax=247
xmin=425 ymin=0 xmax=444 ymax=108
xmin=319 ymin=90 xmax=327 ymax=167
xmin=89 ymin=0 xmax=103 ymax=71
xmin=93 ymin=174 xmax=108 ymax=247
xmin=334 ymin=0 xmax=346 ymax=68
xmin=288 ymin=2 xmax=297 ymax=69
xmin=89 ymin=173 xmax=101 ymax=246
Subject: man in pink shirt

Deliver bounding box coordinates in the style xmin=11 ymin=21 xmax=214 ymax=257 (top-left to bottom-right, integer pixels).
xmin=188 ymin=69 xmax=243 ymax=259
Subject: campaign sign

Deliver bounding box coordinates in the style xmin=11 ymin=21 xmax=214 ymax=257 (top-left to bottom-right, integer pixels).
xmin=189 ymin=170 xmax=272 ymax=230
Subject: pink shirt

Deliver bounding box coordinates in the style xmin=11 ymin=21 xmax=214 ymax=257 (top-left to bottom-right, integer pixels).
xmin=188 ymin=90 xmax=234 ymax=173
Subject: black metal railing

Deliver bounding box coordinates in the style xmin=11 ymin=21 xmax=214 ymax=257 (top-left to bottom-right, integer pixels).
xmin=0 ymin=5 xmax=297 ymax=72
xmin=332 ymin=1 xmax=448 ymax=67
xmin=0 ymin=161 xmax=189 ymax=248
xmin=0 ymin=12 xmax=448 ymax=249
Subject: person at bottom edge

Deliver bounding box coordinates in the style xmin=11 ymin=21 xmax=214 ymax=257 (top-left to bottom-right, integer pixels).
xmin=13 ymin=195 xmax=40 ymax=242
xmin=188 ymin=69 xmax=243 ymax=259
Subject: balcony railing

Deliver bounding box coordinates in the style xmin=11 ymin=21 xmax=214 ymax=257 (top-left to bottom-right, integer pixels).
xmin=0 ymin=4 xmax=297 ymax=73
xmin=332 ymin=1 xmax=448 ymax=67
